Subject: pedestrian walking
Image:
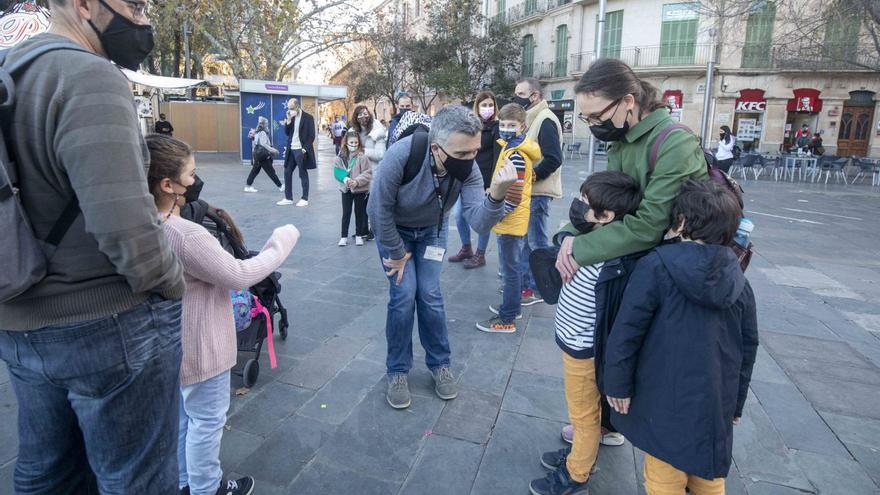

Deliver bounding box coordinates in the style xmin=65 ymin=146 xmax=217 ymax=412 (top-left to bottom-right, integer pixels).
xmin=331 ymin=116 xmax=347 ymax=155
xmin=386 ymin=94 xmax=415 ymax=149
xmin=335 ymin=129 xmax=373 ymax=246
xmin=146 ymin=135 xmax=299 ymax=495
xmin=368 ymin=105 xmax=518 ymax=410
xmin=715 ymin=125 xmax=736 ymax=173
xmin=449 ymin=91 xmax=501 ymax=269
xmin=278 ymin=98 xmax=316 ymax=207
xmin=244 ymin=116 xmax=283 ymax=193
xmin=512 ymin=78 xmax=564 ymax=307
xmin=0 ymin=3 xmax=186 ymax=492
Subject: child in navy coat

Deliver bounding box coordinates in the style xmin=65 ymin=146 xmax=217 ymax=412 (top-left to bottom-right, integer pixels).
xmin=604 ymin=179 xmax=758 ymax=494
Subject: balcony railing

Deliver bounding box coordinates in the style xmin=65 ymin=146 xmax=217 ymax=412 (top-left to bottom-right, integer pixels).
xmin=504 ymin=0 xmax=571 ymax=24
xmin=758 ymin=44 xmax=880 ymax=71
xmin=532 ymin=60 xmax=569 ymax=79
xmin=568 ymin=43 xmax=713 ymax=73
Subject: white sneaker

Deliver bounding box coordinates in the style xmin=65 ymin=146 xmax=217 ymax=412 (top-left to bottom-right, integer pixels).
xmin=338 ymin=237 xmax=348 ymax=247
xmin=244 ymin=186 xmax=258 ymax=193
xmin=600 ymin=431 xmax=626 ymax=446
xmin=279 ymin=185 xmax=285 ymax=192
xmin=296 ymin=199 xmax=309 ymax=207
xmin=355 ymin=236 xmax=364 ymax=246
xmin=276 ymin=199 xmax=294 ymax=206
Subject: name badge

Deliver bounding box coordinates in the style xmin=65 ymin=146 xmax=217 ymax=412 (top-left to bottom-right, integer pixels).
xmin=424 ymin=246 xmax=446 ymax=262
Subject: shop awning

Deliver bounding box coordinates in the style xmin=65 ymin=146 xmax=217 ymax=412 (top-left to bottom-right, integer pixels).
xmin=121 ymin=69 xmax=206 ymax=89
xmin=787 ymin=88 xmax=823 ymax=113
xmin=735 ymin=89 xmax=767 ymax=112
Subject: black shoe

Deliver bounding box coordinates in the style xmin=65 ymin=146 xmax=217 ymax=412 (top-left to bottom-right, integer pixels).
xmin=180 ymin=487 xmax=190 ymax=495
xmin=216 ymin=476 xmax=255 ymax=495
xmin=366 ymin=232 xmax=375 ymax=241
xmin=541 ymin=446 xmax=571 ymax=470
xmin=529 ymin=463 xmax=590 ymax=495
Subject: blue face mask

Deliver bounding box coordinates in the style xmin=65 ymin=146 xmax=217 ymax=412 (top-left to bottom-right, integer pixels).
xmin=499 ymin=129 xmax=517 ymax=141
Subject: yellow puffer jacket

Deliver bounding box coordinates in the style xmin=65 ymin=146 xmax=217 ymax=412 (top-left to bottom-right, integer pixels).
xmin=492 ymin=136 xmax=542 ymax=236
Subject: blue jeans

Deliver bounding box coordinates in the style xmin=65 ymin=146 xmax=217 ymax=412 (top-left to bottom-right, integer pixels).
xmin=178 ymin=371 xmax=231 ymax=495
xmin=497 ymin=234 xmax=526 ymax=321
xmin=453 ymin=199 xmax=490 ymax=252
xmin=0 ymin=296 xmax=183 ymax=495
xmin=377 ymin=225 xmax=451 ymax=375
xmin=521 ymin=195 xmax=553 ymax=292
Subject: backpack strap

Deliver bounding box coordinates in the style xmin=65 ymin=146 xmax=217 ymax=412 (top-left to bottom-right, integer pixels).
xmin=648 ymin=123 xmax=692 ymax=175
xmin=1 ymin=43 xmax=90 ymax=247
xmin=401 ymin=130 xmax=429 ymax=186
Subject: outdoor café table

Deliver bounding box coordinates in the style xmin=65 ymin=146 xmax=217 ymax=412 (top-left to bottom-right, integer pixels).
xmin=782 ymin=155 xmax=818 ymax=182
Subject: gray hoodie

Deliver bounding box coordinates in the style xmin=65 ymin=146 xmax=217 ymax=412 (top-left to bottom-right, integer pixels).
xmin=368 ymin=135 xmax=504 ymax=259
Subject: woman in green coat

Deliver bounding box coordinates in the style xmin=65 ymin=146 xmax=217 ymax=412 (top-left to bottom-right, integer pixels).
xmin=556 ymin=58 xmax=708 ymax=277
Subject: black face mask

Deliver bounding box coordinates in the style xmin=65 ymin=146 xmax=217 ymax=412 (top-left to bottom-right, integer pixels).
xmin=589 ymin=106 xmax=631 ymax=142
xmin=183 ymin=174 xmax=204 ymax=204
xmin=436 ymin=145 xmax=474 ymax=183
xmin=511 ymin=94 xmax=532 ymax=109
xmin=569 ymin=198 xmax=596 ymax=234
xmin=88 ymin=0 xmax=155 ymax=71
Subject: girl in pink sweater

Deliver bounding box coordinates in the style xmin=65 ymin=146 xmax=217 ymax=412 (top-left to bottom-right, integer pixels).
xmin=146 ymin=135 xmax=299 ymax=495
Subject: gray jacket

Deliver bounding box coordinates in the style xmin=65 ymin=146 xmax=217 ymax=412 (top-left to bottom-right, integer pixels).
xmin=0 ymin=34 xmax=185 ymax=330
xmin=367 ymin=135 xmax=504 ymax=259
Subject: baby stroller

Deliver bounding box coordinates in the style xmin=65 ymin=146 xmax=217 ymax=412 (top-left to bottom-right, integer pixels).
xmin=181 ymin=199 xmax=290 ymax=388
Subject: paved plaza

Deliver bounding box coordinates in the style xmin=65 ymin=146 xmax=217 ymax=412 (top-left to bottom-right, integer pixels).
xmin=1 ymin=136 xmax=879 ymax=494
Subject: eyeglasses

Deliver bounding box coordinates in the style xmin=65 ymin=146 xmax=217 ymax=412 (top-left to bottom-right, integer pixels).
xmin=121 ymin=0 xmax=149 ymax=17
xmin=578 ymin=99 xmax=622 ymax=126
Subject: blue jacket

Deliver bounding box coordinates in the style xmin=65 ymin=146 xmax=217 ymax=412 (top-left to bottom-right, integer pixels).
xmin=604 ymin=242 xmax=758 ymax=480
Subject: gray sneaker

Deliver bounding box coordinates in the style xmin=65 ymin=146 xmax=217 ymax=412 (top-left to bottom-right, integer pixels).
xmin=386 ymin=373 xmax=411 ymax=409
xmin=432 ymin=366 xmax=458 ymax=400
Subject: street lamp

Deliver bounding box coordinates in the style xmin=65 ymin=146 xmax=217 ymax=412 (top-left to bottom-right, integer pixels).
xmin=586 ymin=0 xmax=607 ymax=174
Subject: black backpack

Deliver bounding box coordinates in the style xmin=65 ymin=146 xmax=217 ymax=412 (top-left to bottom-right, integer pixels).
xmin=0 ymin=42 xmax=88 ymax=302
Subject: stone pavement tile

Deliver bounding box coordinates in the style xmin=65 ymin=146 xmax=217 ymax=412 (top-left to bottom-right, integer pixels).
xmin=732 ymin=392 xmax=813 ymax=491
xmin=333 ymin=302 xmax=387 ymax=338
xmin=432 ymin=389 xmax=503 ymax=445
xmin=355 ymin=337 xmax=387 ymax=364
xmin=513 ymin=319 xmax=564 ymax=379
xmin=810 ymin=261 xmax=880 ymax=301
xmin=849 ymin=340 xmax=880 ymax=368
xmin=0 ymin=384 xmax=18 ymax=465
xmin=744 ymin=480 xmax=817 ymax=494
xmin=398 ymin=435 xmax=484 ymax=495
xmin=757 ymin=310 xmax=839 ymax=340
xmin=287 ymin=457 xmax=400 ymax=494
xmin=298 ymin=358 xmax=386 ymax=425
xmin=787 ymin=373 xmax=880 ymax=420
xmin=761 ymin=332 xmax=873 ymax=368
xmin=285 ymin=298 xmax=359 ymax=342
xmin=589 ymin=443 xmax=640 ymax=494
xmin=235 ymin=413 xmax=337 ymax=487
xmin=500 ymin=371 xmax=568 ymax=423
xmin=750 ymin=345 xmax=791 ymax=385
xmin=819 ymin=412 xmax=880 ymax=486
xmin=271 ymin=333 xmax=324 ymax=360
xmin=311 ymin=383 xmax=445 ymax=484
xmin=758 ymin=266 xmax=863 ymax=300
xmin=218 ymin=428 xmax=264 ymax=474
xmin=792 ymin=450 xmax=880 ymax=495
xmin=324 ymin=274 xmax=389 ymax=295
xmin=781 ymin=355 xmax=880 ymax=386
xmin=227 ymin=382 xmax=314 ymax=436
xmin=277 ymin=335 xmax=370 ymax=390
xmin=471 ymin=410 xmax=566 ymax=495
xmin=750 ymin=380 xmax=850 ymax=457
xmin=457 ymin=339 xmax=519 ymax=396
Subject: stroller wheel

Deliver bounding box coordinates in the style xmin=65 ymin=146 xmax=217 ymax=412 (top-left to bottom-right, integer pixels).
xmin=280 ymin=321 xmax=289 ymax=340
xmin=242 ymin=359 xmax=260 ymax=388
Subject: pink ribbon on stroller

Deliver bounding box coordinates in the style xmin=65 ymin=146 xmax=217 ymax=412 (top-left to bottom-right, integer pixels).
xmin=249 ymin=295 xmax=277 ymax=369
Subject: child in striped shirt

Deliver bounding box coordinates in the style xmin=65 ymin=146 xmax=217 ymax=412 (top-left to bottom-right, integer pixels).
xmin=529 ymin=171 xmax=642 ymax=495
xmin=476 ymin=103 xmax=542 ymax=334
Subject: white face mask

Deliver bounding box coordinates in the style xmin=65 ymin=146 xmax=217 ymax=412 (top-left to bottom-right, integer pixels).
xmin=347 ymin=144 xmax=358 ymax=151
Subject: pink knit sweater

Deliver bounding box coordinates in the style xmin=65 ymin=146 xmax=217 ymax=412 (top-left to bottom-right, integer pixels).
xmin=163 ymin=215 xmax=299 ymax=386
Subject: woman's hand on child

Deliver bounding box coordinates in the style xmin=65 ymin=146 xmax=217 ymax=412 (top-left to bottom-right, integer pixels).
xmin=607 ymin=396 xmax=631 ymax=415
xmin=556 ymin=236 xmax=580 ymax=283
xmin=733 ymin=417 xmax=741 ymax=426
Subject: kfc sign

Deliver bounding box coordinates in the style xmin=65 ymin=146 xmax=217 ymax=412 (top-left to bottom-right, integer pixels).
xmin=735 ymin=89 xmax=767 ymax=113
xmin=736 ymin=101 xmax=767 ymax=112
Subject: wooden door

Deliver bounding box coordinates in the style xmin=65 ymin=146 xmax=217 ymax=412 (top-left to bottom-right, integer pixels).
xmin=837 ymin=105 xmax=874 ymax=157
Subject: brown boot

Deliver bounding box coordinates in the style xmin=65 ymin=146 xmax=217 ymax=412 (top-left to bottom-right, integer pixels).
xmin=463 ymin=250 xmax=486 ymax=269
xmin=449 ymin=244 xmax=473 ymax=262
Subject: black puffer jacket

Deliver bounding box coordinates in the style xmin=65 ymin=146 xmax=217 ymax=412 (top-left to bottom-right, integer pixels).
xmin=604 ymin=242 xmax=758 ymax=480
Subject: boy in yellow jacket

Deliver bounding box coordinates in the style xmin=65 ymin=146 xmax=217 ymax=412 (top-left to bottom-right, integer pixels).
xmin=477 ymin=103 xmax=543 ymax=333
